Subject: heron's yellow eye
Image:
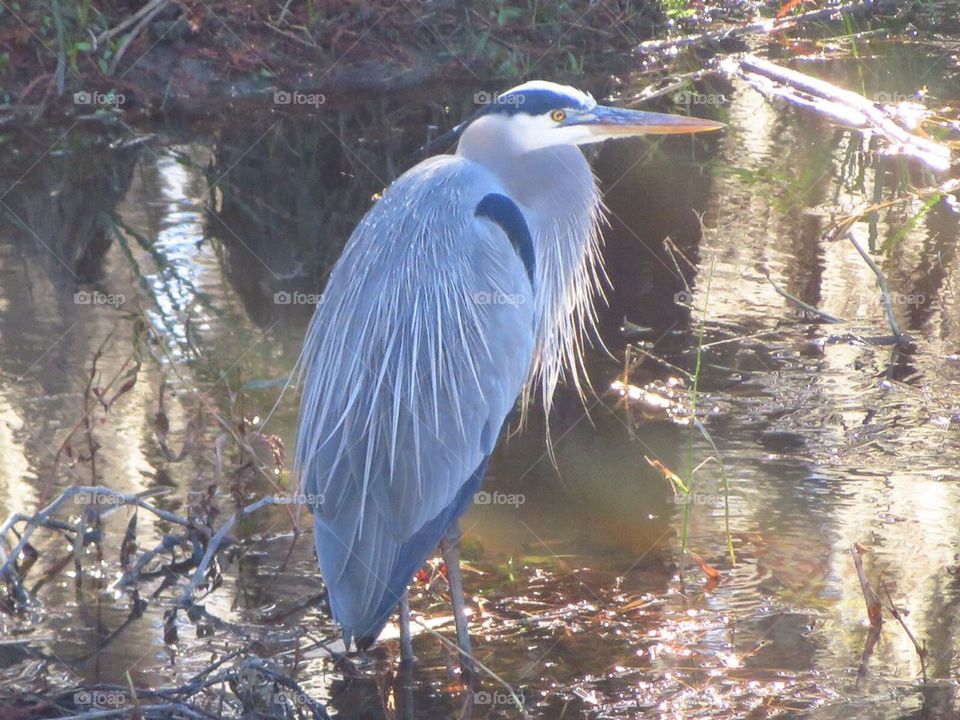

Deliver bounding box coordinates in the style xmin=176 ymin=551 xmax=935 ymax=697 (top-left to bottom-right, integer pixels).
xmin=550 ymin=109 xmax=566 ymax=123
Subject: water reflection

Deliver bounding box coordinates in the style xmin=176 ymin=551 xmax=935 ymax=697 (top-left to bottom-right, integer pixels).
xmin=1 ymin=56 xmax=959 ymax=718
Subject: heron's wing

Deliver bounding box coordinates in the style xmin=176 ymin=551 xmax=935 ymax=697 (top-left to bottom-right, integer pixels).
xmin=295 ymin=155 xmax=535 ymax=639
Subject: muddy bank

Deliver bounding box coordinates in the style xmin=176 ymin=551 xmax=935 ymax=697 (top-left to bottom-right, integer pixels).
xmin=1 ymin=0 xmax=663 ymax=118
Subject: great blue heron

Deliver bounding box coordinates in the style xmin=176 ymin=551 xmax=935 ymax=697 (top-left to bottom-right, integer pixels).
xmin=295 ymin=81 xmax=721 ymax=676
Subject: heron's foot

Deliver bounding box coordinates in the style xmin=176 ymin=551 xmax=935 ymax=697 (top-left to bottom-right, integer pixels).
xmin=332 ymin=652 xmax=363 ymax=679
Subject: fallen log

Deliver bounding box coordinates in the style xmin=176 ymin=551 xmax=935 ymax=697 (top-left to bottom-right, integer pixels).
xmin=721 ymin=54 xmax=953 ymax=173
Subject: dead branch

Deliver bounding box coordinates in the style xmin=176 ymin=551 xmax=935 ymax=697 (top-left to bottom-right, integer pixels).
xmin=31 ymin=653 xmax=332 ymax=719
xmin=722 ymin=55 xmax=953 ymax=173
xmin=108 ymin=0 xmax=171 ymax=75
xmin=0 ymin=486 xmax=202 ymax=587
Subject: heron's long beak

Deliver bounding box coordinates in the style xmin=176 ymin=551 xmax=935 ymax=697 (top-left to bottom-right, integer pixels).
xmin=568 ymin=104 xmax=724 ymax=136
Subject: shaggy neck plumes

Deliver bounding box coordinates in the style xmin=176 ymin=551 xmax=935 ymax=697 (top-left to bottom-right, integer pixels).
xmin=457 ymin=129 xmax=606 ymax=416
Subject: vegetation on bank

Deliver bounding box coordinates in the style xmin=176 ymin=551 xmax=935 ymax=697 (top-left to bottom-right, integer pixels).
xmin=0 ymin=0 xmax=670 ymax=112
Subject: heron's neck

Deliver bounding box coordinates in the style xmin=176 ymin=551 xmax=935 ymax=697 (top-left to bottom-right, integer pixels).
xmin=457 ymin=136 xmax=605 ymax=412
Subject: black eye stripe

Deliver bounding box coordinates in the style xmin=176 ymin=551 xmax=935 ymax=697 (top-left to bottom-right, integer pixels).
xmin=483 ymin=88 xmax=590 ymax=117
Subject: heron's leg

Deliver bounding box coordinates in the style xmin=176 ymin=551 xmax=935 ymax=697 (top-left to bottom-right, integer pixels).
xmin=399 ymin=591 xmax=415 ymax=663
xmin=440 ymin=521 xmax=477 ymax=686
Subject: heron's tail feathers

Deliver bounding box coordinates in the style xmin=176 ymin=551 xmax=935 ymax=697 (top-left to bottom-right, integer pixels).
xmin=315 ymin=458 xmax=488 ymax=649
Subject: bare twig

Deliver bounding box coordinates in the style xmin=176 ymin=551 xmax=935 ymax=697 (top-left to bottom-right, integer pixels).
xmin=108 ymin=0 xmax=170 ymax=75
xmin=177 ymin=496 xmax=280 ymax=606
xmin=627 ymin=68 xmax=718 ymax=105
xmin=113 ymin=532 xmax=192 ymax=588
xmin=851 ymin=542 xmax=882 ymax=629
xmin=845 ymin=232 xmax=905 ymax=342
xmin=0 ymin=486 xmax=201 ymax=585
xmin=96 ymin=0 xmax=170 ymax=46
xmin=761 ymin=268 xmax=845 ymax=323
xmin=881 ymin=581 xmax=928 ymax=682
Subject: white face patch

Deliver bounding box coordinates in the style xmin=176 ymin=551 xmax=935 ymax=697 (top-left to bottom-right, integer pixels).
xmin=456 ymin=81 xmax=607 ymax=159
xmin=458 ymin=109 xmax=596 ymax=158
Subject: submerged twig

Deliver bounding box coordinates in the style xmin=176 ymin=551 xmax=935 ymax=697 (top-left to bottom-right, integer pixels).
xmin=761 ymin=268 xmax=845 ymax=324
xmin=851 ymin=542 xmax=882 ymax=629
xmin=881 ymin=581 xmax=928 ymax=682
xmin=844 ymin=232 xmax=905 ymax=342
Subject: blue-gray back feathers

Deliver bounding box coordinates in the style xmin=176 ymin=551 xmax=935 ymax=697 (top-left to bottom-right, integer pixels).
xmin=295 ymin=156 xmax=536 ymax=644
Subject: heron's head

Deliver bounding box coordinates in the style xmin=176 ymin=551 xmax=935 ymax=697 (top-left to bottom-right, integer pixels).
xmin=455 ymin=80 xmax=723 ymax=156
